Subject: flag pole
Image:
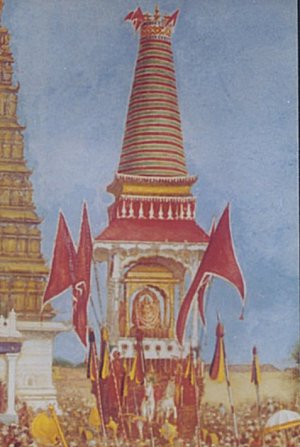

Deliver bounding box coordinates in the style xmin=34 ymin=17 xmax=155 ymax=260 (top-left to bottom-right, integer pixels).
xmin=251 ymin=346 xmax=263 ymax=443
xmin=48 ymin=405 xmax=68 ymax=447
xmin=91 ymin=340 xmax=107 ymax=442
xmin=93 ymin=259 xmax=104 ymax=324
xmin=255 ymin=378 xmax=262 ymax=434
xmin=222 ymin=332 xmax=239 ymax=446
xmin=199 ymin=277 xmax=213 ymax=349
xmin=110 ymin=357 xmax=129 ymax=444
xmin=255 ymin=383 xmax=263 ymax=444
xmin=193 ymin=344 xmax=203 ymax=447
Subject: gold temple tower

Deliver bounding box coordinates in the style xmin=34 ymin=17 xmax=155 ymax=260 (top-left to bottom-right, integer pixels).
xmin=0 ymin=4 xmax=48 ymax=319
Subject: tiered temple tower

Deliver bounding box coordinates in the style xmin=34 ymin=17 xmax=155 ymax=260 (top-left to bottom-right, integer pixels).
xmin=94 ymin=7 xmax=209 ymax=358
xmin=0 ymin=3 xmax=50 ymax=320
xmin=0 ymin=1 xmax=66 ymax=413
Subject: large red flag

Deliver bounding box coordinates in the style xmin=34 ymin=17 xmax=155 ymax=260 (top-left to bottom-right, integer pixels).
xmin=197 ymin=217 xmax=216 ymax=327
xmin=72 ymin=203 xmax=93 ymax=346
xmin=197 ymin=277 xmax=210 ymax=327
xmin=42 ymin=212 xmax=76 ymax=306
xmin=177 ymin=204 xmax=245 ymax=344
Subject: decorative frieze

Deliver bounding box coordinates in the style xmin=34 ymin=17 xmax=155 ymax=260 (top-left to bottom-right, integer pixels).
xmin=109 ymin=194 xmax=196 ymax=221
xmin=116 ymin=172 xmax=197 ymax=186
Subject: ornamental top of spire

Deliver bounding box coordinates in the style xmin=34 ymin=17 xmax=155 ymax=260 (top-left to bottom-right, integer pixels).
xmin=125 ymin=6 xmax=179 ymax=40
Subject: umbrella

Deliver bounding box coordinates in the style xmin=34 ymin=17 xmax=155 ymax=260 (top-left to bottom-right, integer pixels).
xmin=264 ymin=409 xmax=300 ymax=433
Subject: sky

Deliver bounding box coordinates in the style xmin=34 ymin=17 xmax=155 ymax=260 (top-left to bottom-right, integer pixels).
xmin=3 ymin=0 xmax=298 ymax=367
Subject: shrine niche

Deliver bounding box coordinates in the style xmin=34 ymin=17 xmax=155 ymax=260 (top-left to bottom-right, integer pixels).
xmin=121 ymin=262 xmax=179 ymax=339
xmin=131 ymin=287 xmax=164 ymax=337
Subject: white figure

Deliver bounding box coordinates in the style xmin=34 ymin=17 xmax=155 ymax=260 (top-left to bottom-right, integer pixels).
xmin=156 ymin=379 xmax=177 ymax=422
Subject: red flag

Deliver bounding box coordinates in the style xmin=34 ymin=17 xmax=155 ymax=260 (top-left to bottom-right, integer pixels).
xmin=165 ymin=10 xmax=179 ymax=27
xmin=177 ymin=204 xmax=245 ymax=344
xmin=197 ymin=217 xmax=216 ymax=327
xmin=125 ymin=7 xmax=144 ymax=31
xmin=209 ymin=322 xmax=226 ymax=383
xmin=124 ymin=11 xmax=134 ymax=21
xmin=42 ymin=212 xmax=76 ymax=306
xmin=197 ymin=278 xmax=210 ymax=327
xmin=72 ymin=203 xmax=93 ymax=346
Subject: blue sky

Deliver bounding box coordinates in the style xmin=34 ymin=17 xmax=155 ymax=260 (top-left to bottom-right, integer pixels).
xmin=3 ymin=0 xmax=298 ymax=367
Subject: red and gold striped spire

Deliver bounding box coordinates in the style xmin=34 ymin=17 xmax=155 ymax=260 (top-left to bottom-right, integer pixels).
xmin=119 ymin=6 xmax=186 ymax=178
xmin=97 ymin=7 xmax=208 ymax=244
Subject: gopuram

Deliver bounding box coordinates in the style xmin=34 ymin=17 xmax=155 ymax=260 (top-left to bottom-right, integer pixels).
xmin=94 ymin=6 xmax=208 ymax=436
xmin=0 ymin=1 xmax=66 ymax=416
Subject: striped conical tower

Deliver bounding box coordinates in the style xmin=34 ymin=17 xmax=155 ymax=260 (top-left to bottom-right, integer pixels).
xmin=118 ymin=7 xmax=186 ymax=177
xmin=94 ymin=7 xmax=209 ymax=369
xmin=97 ymin=6 xmax=208 ymax=243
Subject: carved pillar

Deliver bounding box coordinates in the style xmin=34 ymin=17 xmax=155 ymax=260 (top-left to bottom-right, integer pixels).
xmin=5 ymin=353 xmax=18 ymax=416
xmin=168 ymin=284 xmax=175 ymax=338
xmin=107 ymin=251 xmax=122 ymax=343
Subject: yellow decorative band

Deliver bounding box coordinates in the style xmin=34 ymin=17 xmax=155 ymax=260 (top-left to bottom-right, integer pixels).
xmin=141 ymin=25 xmax=172 ymax=38
xmin=122 ymin=182 xmax=191 ymax=196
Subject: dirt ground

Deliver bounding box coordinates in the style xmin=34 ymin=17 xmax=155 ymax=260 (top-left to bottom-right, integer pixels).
xmin=203 ymin=370 xmax=298 ymax=407
xmin=53 ymin=365 xmax=299 ymax=409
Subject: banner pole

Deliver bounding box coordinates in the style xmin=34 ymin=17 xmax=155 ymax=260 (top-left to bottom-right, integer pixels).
xmin=92 ymin=342 xmax=107 ymax=441
xmin=48 ymin=405 xmax=68 ymax=447
xmin=223 ymin=342 xmax=239 ymax=446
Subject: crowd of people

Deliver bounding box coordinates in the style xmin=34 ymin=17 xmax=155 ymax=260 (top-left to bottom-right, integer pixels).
xmin=0 ymin=391 xmax=299 ymax=447
xmin=199 ymin=399 xmax=300 ymax=447
xmin=0 ymin=380 xmax=7 ymax=413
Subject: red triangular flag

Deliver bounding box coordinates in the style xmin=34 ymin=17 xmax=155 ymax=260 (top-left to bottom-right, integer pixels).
xmin=197 ymin=279 xmax=209 ymax=327
xmin=124 ymin=11 xmax=134 ymax=21
xmin=72 ymin=203 xmax=93 ymax=346
xmin=42 ymin=212 xmax=76 ymax=306
xmin=196 ymin=220 xmax=216 ymax=327
xmin=200 ymin=205 xmax=245 ymax=297
xmin=125 ymin=7 xmax=144 ymax=31
xmin=165 ymin=10 xmax=179 ymax=27
xmin=176 ymin=204 xmax=245 ymax=344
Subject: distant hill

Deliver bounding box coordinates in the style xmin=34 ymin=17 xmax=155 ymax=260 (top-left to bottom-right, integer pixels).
xmin=53 ymin=359 xmax=283 ymax=373
xmin=53 ymin=357 xmax=85 ymax=368
xmin=204 ymin=364 xmax=281 ymax=373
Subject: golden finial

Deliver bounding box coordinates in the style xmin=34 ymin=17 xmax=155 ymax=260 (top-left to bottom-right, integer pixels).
xmin=154 ymin=4 xmax=160 ymax=21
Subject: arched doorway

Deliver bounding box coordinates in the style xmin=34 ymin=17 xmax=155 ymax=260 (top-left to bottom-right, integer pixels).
xmin=119 ymin=260 xmax=180 ymax=338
